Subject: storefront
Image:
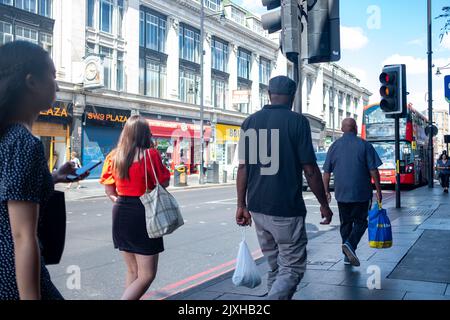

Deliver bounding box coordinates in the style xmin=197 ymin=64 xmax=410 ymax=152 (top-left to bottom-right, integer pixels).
xmin=214 ymin=123 xmax=240 ymax=175
xmin=82 ymin=105 xmax=130 ymax=179
xmin=32 ymin=101 xmax=72 ymax=172
xmin=145 ymin=116 xmax=211 ymax=175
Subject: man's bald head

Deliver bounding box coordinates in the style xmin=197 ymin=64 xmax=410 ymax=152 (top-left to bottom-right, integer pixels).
xmin=341 ymin=118 xmax=357 ymax=134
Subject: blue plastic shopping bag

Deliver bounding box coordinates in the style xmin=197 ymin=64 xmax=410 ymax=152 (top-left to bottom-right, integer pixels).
xmin=368 ymin=202 xmax=393 ymax=248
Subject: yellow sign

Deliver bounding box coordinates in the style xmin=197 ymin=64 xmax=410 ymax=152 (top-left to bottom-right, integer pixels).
xmin=216 ymin=124 xmax=241 ymax=143
xmin=412 ymin=141 xmax=417 ymax=150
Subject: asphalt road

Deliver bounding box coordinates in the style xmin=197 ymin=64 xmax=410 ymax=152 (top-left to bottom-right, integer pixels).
xmin=47 ymin=186 xmax=395 ymax=300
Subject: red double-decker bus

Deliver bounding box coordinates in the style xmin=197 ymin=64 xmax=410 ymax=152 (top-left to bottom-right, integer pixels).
xmin=362 ymin=103 xmax=430 ymax=186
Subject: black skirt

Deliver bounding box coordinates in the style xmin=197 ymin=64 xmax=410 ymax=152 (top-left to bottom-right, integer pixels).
xmin=112 ymin=196 xmax=164 ymax=256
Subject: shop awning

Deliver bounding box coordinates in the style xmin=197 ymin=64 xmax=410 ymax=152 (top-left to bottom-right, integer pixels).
xmin=147 ymin=119 xmax=211 ymax=140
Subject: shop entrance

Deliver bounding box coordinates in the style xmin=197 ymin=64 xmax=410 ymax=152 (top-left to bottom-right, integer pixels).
xmin=32 ymin=121 xmax=70 ymax=172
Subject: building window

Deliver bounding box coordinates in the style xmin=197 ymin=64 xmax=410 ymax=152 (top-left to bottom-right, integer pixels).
xmin=338 ymin=110 xmax=343 ymax=125
xmin=231 ymin=7 xmax=245 ymax=25
xmin=15 ymin=0 xmax=38 ymax=14
xmin=0 ymin=21 xmax=13 ymax=45
xmin=15 ymin=25 xmax=38 ymax=44
xmin=211 ymin=37 xmax=228 ymax=73
xmin=39 ymin=0 xmax=51 ymax=17
xmin=86 ymin=41 xmax=96 ymax=56
xmin=40 ymin=32 xmax=52 ymax=55
xmin=338 ymin=92 xmax=343 ymax=110
xmin=0 ymin=0 xmax=13 ymax=5
xmin=100 ymin=46 xmax=113 ymax=89
xmin=260 ymin=88 xmax=269 ymax=108
xmin=329 ymin=107 xmax=334 ymax=127
xmin=237 ymin=82 xmax=251 ymax=114
xmin=142 ymin=11 xmax=166 ymax=53
xmin=237 ymin=48 xmax=251 ymax=80
xmin=205 ymin=0 xmax=221 ymax=11
xmin=87 ymin=0 xmax=95 ymax=27
xmin=179 ymin=24 xmax=200 ymax=63
xmin=346 ymin=95 xmax=351 ymax=111
xmin=212 ymin=77 xmax=227 ymax=109
xmin=100 ymin=0 xmax=113 ymax=33
xmin=117 ymin=51 xmax=124 ymax=91
xmin=140 ymin=58 xmax=166 ymax=98
xmin=259 ymin=57 xmax=270 ymax=85
xmin=179 ymin=68 xmax=200 ymax=104
xmin=117 ymin=0 xmax=124 ymax=37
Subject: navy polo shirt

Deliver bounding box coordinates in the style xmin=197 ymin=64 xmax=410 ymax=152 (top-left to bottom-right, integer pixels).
xmin=240 ymin=104 xmax=316 ymax=217
xmin=323 ymin=132 xmax=382 ymax=203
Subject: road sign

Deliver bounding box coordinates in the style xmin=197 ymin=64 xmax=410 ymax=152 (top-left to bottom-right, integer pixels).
xmin=445 ymin=75 xmax=450 ymax=103
xmin=425 ymin=125 xmax=438 ymax=137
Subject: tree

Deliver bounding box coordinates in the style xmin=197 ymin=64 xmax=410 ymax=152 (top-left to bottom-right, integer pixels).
xmin=436 ymin=6 xmax=450 ymax=42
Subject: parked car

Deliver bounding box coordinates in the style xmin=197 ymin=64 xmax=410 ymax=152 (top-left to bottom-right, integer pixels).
xmin=302 ymin=151 xmax=334 ymax=191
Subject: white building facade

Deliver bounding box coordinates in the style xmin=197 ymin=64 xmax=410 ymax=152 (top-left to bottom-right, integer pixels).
xmin=0 ymin=0 xmax=371 ymax=178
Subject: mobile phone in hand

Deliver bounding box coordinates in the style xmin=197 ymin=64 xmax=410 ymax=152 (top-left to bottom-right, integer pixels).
xmin=67 ymin=160 xmax=103 ymax=181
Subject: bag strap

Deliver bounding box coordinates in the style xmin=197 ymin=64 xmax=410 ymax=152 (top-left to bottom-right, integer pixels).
xmin=143 ymin=149 xmax=160 ymax=192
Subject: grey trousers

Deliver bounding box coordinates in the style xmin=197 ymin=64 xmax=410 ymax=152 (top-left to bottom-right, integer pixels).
xmin=251 ymin=212 xmax=308 ymax=300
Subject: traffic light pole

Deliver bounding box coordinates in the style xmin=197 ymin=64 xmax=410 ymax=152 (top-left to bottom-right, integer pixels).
xmin=427 ymin=0 xmax=434 ymax=188
xmin=395 ymin=115 xmax=401 ymax=208
xmin=293 ymin=54 xmax=302 ymax=114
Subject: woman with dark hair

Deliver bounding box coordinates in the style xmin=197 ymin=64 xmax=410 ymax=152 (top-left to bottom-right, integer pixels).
xmin=0 ymin=41 xmax=87 ymax=300
xmin=100 ymin=115 xmax=170 ymax=300
xmin=437 ymin=152 xmax=450 ymax=193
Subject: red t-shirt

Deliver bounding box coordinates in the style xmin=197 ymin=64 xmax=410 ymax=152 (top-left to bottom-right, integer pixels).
xmin=99 ymin=149 xmax=171 ymax=196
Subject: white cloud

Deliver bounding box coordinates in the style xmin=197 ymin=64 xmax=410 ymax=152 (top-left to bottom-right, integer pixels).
xmin=239 ymin=0 xmax=264 ymax=15
xmin=340 ymin=26 xmax=369 ymax=51
xmin=407 ymin=37 xmax=425 ymax=47
xmin=382 ymin=55 xmax=428 ymax=75
xmin=441 ymin=34 xmax=450 ymax=50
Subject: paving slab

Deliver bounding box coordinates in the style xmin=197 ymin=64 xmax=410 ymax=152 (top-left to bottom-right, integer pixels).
xmin=403 ymin=292 xmax=450 ymax=300
xmin=292 ymin=283 xmax=405 ymax=300
xmin=389 ymin=230 xmax=450 ymax=283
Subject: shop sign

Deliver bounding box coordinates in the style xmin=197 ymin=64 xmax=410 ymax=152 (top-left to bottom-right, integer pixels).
xmin=232 ymin=90 xmax=251 ymax=104
xmin=84 ymin=105 xmax=130 ymax=127
xmin=38 ymin=102 xmax=72 ymax=124
xmin=216 ymin=124 xmax=241 ymax=142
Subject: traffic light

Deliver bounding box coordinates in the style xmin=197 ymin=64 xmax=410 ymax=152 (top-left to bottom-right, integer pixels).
xmin=261 ymin=0 xmax=300 ymax=62
xmin=379 ymin=64 xmax=407 ymax=116
xmin=307 ymin=0 xmax=341 ymax=63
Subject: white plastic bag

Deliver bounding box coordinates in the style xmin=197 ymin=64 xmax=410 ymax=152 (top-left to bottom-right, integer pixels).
xmin=232 ymin=229 xmax=262 ymax=288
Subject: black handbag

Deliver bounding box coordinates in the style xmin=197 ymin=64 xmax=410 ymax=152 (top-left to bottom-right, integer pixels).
xmin=38 ymin=190 xmax=67 ymax=265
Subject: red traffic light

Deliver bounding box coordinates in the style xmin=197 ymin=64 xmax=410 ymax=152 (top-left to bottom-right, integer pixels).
xmin=379 ymin=72 xmax=396 ymax=84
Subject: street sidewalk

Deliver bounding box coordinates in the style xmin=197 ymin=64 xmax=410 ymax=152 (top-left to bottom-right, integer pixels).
xmin=56 ymin=174 xmax=235 ymax=201
xmin=167 ymin=185 xmax=450 ymax=300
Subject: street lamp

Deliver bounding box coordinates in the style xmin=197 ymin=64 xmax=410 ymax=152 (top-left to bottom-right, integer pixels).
xmin=199 ymin=1 xmax=227 ymax=184
xmin=436 ymin=63 xmax=450 ymax=76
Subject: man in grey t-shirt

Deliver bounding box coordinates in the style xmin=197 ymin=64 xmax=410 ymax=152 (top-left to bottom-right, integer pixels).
xmin=323 ymin=118 xmax=382 ymax=267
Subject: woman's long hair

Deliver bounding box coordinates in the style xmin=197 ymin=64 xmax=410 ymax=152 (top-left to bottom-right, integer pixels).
xmin=113 ymin=115 xmax=153 ymax=180
xmin=0 ymin=41 xmax=50 ymax=135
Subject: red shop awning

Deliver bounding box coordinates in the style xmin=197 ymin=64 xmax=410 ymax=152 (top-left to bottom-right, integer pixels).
xmin=147 ymin=119 xmax=211 ymax=140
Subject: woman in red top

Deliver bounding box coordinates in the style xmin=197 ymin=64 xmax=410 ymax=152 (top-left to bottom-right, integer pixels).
xmin=100 ymin=115 xmax=170 ymax=300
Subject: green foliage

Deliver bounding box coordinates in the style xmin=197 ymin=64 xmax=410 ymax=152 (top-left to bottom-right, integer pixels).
xmin=436 ymin=6 xmax=450 ymax=42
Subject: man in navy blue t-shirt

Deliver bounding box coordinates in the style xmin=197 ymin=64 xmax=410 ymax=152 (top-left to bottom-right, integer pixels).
xmin=235 ymin=76 xmax=333 ymax=300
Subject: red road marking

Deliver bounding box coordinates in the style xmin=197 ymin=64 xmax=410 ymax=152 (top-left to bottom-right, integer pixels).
xmin=142 ymin=249 xmax=263 ymax=300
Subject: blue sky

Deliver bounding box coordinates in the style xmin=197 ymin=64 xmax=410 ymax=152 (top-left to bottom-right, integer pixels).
xmin=235 ymin=0 xmax=450 ymax=113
